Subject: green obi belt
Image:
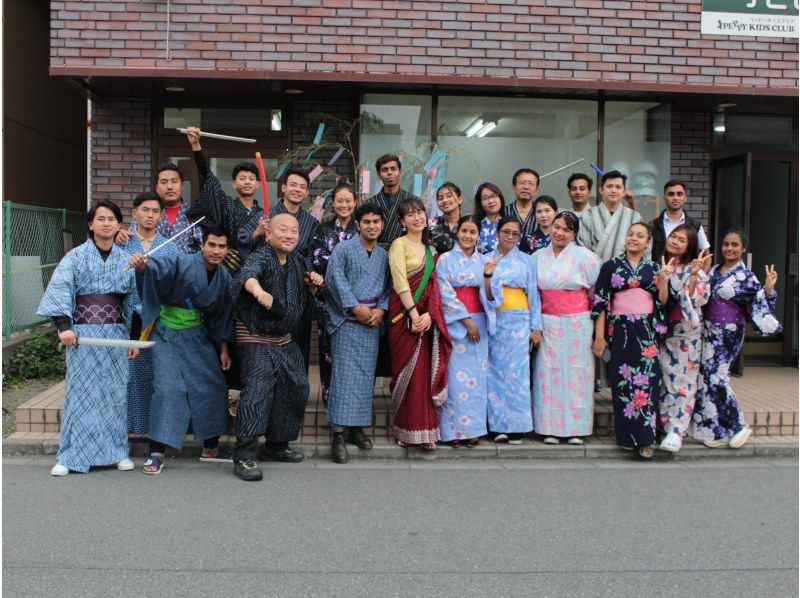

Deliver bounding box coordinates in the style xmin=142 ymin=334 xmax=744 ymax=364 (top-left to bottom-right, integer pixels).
xmin=159 ymin=304 xmax=203 ymax=330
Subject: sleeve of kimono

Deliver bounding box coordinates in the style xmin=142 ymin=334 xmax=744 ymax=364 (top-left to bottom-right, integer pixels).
xmin=378 ymin=257 xmax=392 ymax=311
xmin=527 ymin=254 xmax=542 ymax=331
xmin=577 ymin=211 xmax=593 ymax=249
xmin=37 ymin=251 xmax=78 ymax=320
xmin=310 ymin=226 xmax=331 ymax=275
xmin=743 ymin=271 xmax=783 ymax=335
xmin=678 ymin=270 xmax=709 ymax=329
xmin=582 ymin=249 xmax=602 ymax=299
xmin=192 ymin=149 xmax=231 ymax=229
xmin=435 ymin=255 xmax=470 ymax=340
xmin=234 ymin=248 xmax=286 ymax=320
xmin=591 ymin=259 xmax=614 ymax=319
xmin=388 ymin=239 xmax=411 ymax=294
xmin=205 ymin=272 xmax=236 ymax=345
xmin=237 ymin=211 xmax=261 ymax=252
xmin=137 ymin=252 xmax=181 ymax=327
xmin=325 ymin=242 xmax=358 ymax=311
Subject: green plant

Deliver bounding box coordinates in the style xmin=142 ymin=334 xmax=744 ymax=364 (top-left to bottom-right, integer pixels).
xmin=2 ymin=330 xmax=65 ymax=386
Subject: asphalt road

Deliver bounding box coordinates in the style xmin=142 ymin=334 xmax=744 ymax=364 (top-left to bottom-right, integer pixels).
xmin=3 ymin=456 xmax=798 ymax=597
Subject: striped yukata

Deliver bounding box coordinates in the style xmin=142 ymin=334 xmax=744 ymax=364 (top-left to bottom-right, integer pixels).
xmin=578 ymin=203 xmax=643 ymax=261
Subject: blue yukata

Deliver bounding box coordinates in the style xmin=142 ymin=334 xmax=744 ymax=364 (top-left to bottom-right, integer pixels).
xmin=523 ymin=229 xmax=551 ymax=255
xmin=130 ymin=201 xmax=202 ymax=254
xmin=690 ymin=262 xmax=782 ymax=441
xmin=592 ymin=256 xmax=667 ymax=448
xmin=435 ymin=245 xmax=489 ymax=441
xmin=324 ymin=236 xmax=392 ymax=427
xmin=477 ymin=217 xmax=498 ymax=255
xmin=485 ymin=247 xmax=542 ymax=434
xmin=136 ymin=252 xmax=234 ymax=450
xmin=120 ymin=232 xmax=178 ymax=435
xmin=37 ymin=241 xmax=140 ymax=473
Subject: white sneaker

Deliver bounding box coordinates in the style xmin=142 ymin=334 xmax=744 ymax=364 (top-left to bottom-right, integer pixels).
xmin=50 ymin=463 xmax=69 ymax=476
xmin=729 ymin=425 xmax=752 ymax=449
xmin=567 ymin=437 xmax=584 ymax=445
xmin=543 ymin=436 xmax=559 ymax=445
xmin=116 ymin=458 xmax=135 ymax=471
xmin=703 ymin=438 xmax=728 ymax=448
xmin=659 ymin=432 xmax=682 ymax=453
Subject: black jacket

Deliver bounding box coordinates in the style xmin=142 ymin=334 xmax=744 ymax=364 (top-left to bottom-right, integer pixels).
xmin=649 ymin=210 xmax=702 ymax=263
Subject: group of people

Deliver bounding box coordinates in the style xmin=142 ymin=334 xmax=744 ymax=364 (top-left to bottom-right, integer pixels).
xmin=39 ymin=127 xmax=782 ymax=481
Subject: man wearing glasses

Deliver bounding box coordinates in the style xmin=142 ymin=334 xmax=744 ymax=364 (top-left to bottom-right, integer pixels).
xmin=503 ymin=168 xmax=540 ymax=254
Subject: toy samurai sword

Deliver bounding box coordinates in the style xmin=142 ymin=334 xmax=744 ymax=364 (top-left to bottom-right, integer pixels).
xmin=176 ymin=128 xmax=256 ymax=144
xmin=62 ymin=338 xmax=156 ymax=349
xmin=122 ymin=217 xmax=205 ymax=272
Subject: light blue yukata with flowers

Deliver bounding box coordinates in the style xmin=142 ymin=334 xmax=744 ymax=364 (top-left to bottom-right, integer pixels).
xmin=37 ymin=241 xmax=140 ymax=473
xmin=477 ymin=217 xmax=498 ymax=254
xmin=324 ymin=236 xmax=392 ymax=427
xmin=485 ymin=246 xmax=542 ymax=434
xmin=435 ymin=244 xmax=489 ymax=441
xmin=120 ymin=231 xmax=178 ymax=435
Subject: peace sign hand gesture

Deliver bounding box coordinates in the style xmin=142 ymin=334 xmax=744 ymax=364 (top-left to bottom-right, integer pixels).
xmin=690 ymin=249 xmax=713 ymax=275
xmin=764 ymin=264 xmax=778 ymax=295
xmin=660 ymin=255 xmax=676 ymax=280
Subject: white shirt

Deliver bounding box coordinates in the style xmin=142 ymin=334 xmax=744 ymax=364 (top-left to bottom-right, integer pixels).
xmin=663 ymin=211 xmax=710 ymax=251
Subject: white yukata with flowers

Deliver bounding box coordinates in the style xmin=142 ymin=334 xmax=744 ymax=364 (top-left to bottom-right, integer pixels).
xmin=435 ymin=245 xmax=489 ymax=441
xmin=532 ymin=243 xmax=601 ymax=437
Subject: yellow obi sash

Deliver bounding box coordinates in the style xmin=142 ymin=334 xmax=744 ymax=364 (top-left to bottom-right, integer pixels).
xmin=498 ymin=287 xmax=528 ymax=311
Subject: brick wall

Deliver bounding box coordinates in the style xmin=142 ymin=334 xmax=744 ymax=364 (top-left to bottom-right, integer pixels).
xmin=670 ymin=111 xmax=711 ymax=228
xmin=91 ymin=99 xmax=152 ymax=211
xmin=50 ymin=1 xmax=798 ymax=92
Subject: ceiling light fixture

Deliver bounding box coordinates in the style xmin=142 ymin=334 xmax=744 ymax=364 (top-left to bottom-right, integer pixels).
xmin=476 ymin=121 xmax=497 ymax=137
xmin=285 ymin=88 xmax=304 ymax=95
xmin=713 ymin=113 xmax=726 ymax=133
xmin=165 ymin=85 xmax=185 ymax=92
xmin=465 ymin=118 xmax=486 ymax=137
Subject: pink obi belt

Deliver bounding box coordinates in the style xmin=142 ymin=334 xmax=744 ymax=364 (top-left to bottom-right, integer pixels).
xmin=454 ymin=286 xmax=484 ymax=313
xmin=704 ymin=297 xmax=746 ymax=325
xmin=540 ymin=289 xmax=589 ymax=316
xmin=611 ymin=288 xmax=654 ymax=316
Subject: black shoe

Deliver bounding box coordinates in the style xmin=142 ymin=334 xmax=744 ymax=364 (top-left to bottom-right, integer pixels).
xmin=347 ymin=427 xmax=374 ymax=450
xmin=234 ymin=460 xmax=263 ymax=481
xmin=331 ymin=431 xmax=348 ymax=464
xmin=257 ymin=446 xmax=305 ymax=463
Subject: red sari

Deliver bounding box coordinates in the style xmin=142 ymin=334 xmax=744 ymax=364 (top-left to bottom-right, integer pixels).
xmin=388 ymin=253 xmax=452 ymax=445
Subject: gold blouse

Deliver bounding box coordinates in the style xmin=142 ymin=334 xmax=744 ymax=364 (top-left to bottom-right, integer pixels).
xmin=388 ymin=236 xmax=425 ymax=294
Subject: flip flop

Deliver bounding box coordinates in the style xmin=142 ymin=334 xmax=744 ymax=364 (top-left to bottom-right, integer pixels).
xmin=142 ymin=456 xmax=164 ymax=475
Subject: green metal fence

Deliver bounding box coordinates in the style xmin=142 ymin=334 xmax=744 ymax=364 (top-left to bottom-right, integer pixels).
xmin=2 ymin=202 xmax=88 ymax=339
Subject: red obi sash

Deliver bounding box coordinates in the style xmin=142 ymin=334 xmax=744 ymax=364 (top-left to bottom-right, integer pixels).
xmin=540 ymin=289 xmax=589 ymax=316
xmin=669 ymin=304 xmax=683 ymax=322
xmin=454 ymin=286 xmax=484 ymax=313
xmin=611 ymin=288 xmax=654 ymax=316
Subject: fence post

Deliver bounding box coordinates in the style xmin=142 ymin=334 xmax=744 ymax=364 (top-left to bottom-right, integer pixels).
xmin=61 ymin=208 xmax=66 ymax=231
xmin=3 ymin=202 xmax=13 ymax=339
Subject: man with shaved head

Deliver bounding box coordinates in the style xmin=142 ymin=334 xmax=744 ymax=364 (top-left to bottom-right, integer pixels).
xmin=229 ymin=213 xmax=325 ymax=481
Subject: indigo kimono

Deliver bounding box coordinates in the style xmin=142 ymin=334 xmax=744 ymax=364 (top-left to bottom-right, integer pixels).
xmin=690 ymin=262 xmax=782 ymax=441
xmin=37 ymin=241 xmax=140 ymax=472
xmin=324 ymin=236 xmax=391 ymax=427
xmin=137 ymin=251 xmax=234 ymax=449
xmin=592 ymin=255 xmax=666 ymax=448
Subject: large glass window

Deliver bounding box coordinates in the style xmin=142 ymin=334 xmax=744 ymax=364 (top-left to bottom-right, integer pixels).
xmin=164 ymin=107 xmax=283 ymax=134
xmin=359 ymin=94 xmax=432 ymax=193
xmin=437 ymin=96 xmax=598 ymax=212
xmin=603 ymin=102 xmax=671 ymax=221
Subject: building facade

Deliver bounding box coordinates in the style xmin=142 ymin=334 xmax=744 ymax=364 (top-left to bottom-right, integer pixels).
xmin=48 ymin=0 xmax=798 ymax=363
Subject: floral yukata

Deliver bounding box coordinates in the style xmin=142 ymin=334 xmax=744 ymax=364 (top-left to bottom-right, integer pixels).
xmin=428 ymin=215 xmax=458 ymax=255
xmin=592 ymin=255 xmax=666 ymax=448
xmin=658 ymin=266 xmax=709 ymax=438
xmin=477 ymin=217 xmax=499 ymax=255
xmin=523 ymin=229 xmax=551 ymax=255
xmin=533 ymin=243 xmax=601 ymax=438
xmin=435 ymin=245 xmax=489 ymax=442
xmin=310 ymin=217 xmax=357 ymax=404
xmin=689 ymin=262 xmax=782 ymax=441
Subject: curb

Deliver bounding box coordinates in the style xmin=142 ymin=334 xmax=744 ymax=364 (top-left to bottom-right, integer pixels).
xmin=4 ymin=437 xmax=797 ymax=460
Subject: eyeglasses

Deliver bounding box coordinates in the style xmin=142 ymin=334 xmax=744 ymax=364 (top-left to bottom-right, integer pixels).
xmin=499 ymin=229 xmax=520 ymax=238
xmin=516 ymin=180 xmax=538 ymax=187
xmin=481 ymin=193 xmax=500 ymax=201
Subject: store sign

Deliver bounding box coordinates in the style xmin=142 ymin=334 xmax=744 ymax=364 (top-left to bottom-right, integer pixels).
xmin=701 ymin=0 xmax=799 ymax=38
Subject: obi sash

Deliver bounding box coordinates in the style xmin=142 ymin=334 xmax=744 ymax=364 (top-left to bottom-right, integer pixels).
xmin=73 ymin=293 xmax=125 ymax=325
xmin=235 ymin=321 xmax=291 ymax=345
xmin=610 ymin=288 xmax=654 ymax=316
xmin=159 ymin=304 xmax=203 ymax=330
xmin=540 ymin=289 xmax=589 ymax=316
xmin=498 ymin=287 xmax=528 ymax=311
xmin=347 ymin=297 xmax=379 ymax=322
xmin=704 ymin=297 xmax=746 ymax=325
xmin=454 ymin=286 xmax=484 ymax=314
